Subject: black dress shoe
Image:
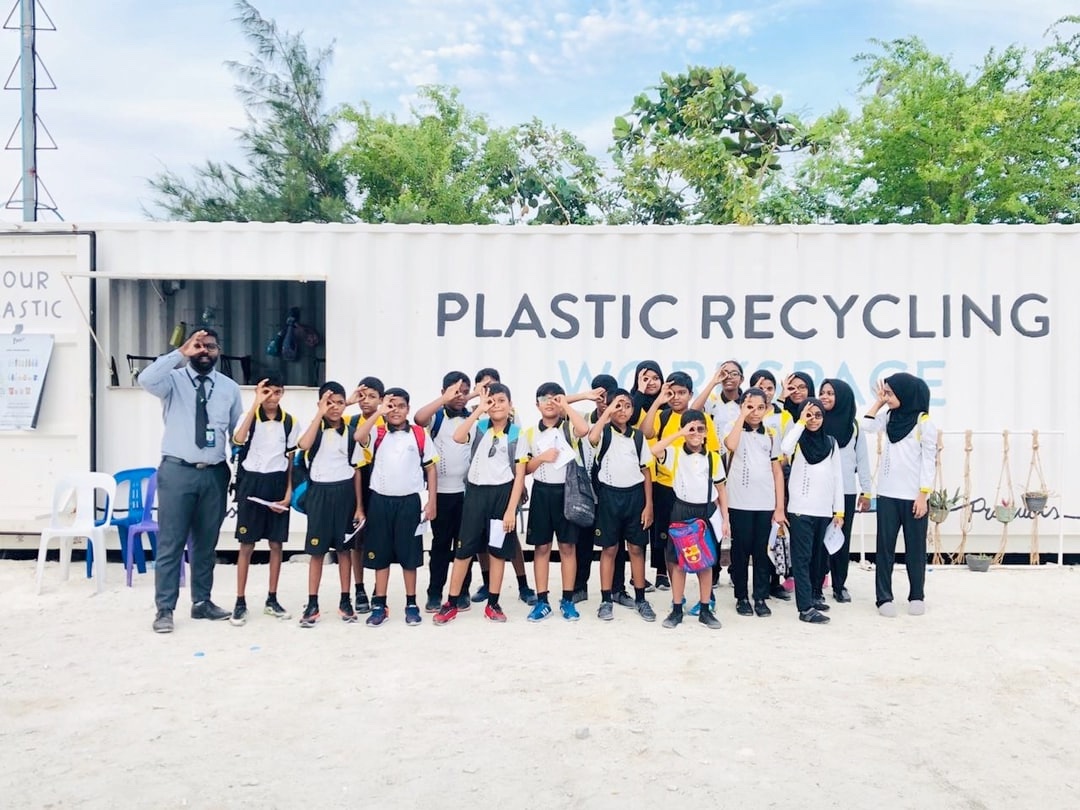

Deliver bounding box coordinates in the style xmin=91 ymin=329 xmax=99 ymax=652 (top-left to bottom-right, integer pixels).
xmin=833 ymin=589 xmax=852 ymax=603
xmin=799 ymin=608 xmax=830 ymax=624
xmin=191 ymin=600 xmax=230 ymax=621
xmin=753 ymin=600 xmax=772 ymax=617
xmin=736 ymin=598 xmax=754 ymax=616
xmin=769 ymin=586 xmax=792 ymax=601
xmin=152 ymin=609 xmax=174 ymax=634
xmin=812 ymin=599 xmax=831 ymax=612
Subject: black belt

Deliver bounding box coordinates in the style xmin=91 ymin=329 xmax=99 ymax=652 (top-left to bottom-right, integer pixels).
xmin=163 ymin=455 xmax=226 ymax=470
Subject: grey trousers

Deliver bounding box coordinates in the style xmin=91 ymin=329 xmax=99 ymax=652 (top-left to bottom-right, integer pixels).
xmin=155 ymin=459 xmax=229 ymax=611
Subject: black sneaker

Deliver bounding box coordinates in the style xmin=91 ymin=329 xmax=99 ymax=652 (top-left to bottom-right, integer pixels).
xmin=229 ymin=602 xmax=248 ymax=627
xmin=753 ymin=600 xmax=772 ymax=617
xmin=614 ymin=591 xmax=636 ymax=609
xmin=736 ymin=599 xmax=754 ymax=616
xmin=354 ymin=590 xmax=371 ymax=614
xmin=264 ymin=599 xmax=291 ymax=620
xmin=299 ymin=604 xmax=320 ymax=628
xmin=339 ymin=598 xmax=358 ymax=623
xmin=769 ymin=585 xmax=792 ymax=602
xmin=662 ymin=609 xmax=683 ymax=629
xmin=152 ymin=609 xmax=174 ymax=634
xmin=654 ymin=574 xmax=671 ymax=591
xmin=812 ymin=595 xmax=831 ymax=612
xmin=424 ymin=595 xmax=442 ymax=613
xmin=698 ymin=605 xmax=722 ymax=629
xmin=454 ymin=593 xmax=472 ymax=611
xmin=833 ymin=589 xmax=852 ymax=603
xmin=800 ymin=608 xmax=831 ymax=624
xmin=191 ymin=600 xmax=230 ymax=621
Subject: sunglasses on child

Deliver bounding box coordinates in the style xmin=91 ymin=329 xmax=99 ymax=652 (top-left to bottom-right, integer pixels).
xmin=488 ymin=434 xmax=501 ymax=458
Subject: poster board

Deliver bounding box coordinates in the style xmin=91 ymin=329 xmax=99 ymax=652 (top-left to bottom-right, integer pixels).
xmin=0 ymin=331 xmax=54 ymax=429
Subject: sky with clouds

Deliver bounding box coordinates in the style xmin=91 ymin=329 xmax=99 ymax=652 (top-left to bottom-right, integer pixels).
xmin=0 ymin=0 xmax=1072 ymax=222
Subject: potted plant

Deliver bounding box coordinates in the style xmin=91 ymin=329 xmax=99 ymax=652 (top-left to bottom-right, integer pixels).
xmin=927 ymin=488 xmax=962 ymax=523
xmin=965 ymin=553 xmax=992 ymax=572
xmin=1022 ymin=490 xmax=1049 ymax=513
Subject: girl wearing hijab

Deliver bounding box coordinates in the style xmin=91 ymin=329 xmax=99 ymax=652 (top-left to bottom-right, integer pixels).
xmin=819 ymin=379 xmax=871 ymax=603
xmin=862 ymin=372 xmax=936 ymax=618
xmin=779 ymin=371 xmax=815 ymax=423
xmin=780 ymin=398 xmax=844 ymax=624
xmin=630 ymin=361 xmax=664 ymax=429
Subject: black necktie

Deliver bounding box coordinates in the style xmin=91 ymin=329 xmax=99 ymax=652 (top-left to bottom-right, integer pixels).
xmin=195 ymin=375 xmax=209 ymax=448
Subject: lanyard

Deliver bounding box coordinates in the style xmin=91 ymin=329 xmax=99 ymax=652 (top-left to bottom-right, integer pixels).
xmin=186 ymin=369 xmax=215 ymax=403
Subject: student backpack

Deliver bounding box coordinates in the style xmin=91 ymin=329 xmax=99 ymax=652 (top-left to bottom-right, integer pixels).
xmin=291 ymin=414 xmax=359 ymax=514
xmin=590 ymin=424 xmax=645 ymax=489
xmin=230 ymin=410 xmax=295 ymax=500
xmin=371 ymin=423 xmax=428 ymax=468
xmin=669 ymin=519 xmax=717 ymax=573
xmin=430 ymin=407 xmax=470 ymax=439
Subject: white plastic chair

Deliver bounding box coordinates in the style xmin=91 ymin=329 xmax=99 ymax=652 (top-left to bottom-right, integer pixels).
xmin=36 ymin=473 xmax=117 ymax=595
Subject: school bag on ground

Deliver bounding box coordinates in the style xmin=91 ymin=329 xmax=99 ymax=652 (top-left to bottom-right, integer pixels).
xmin=669 ymin=519 xmax=717 ymax=573
xmin=291 ymin=415 xmax=359 ymax=514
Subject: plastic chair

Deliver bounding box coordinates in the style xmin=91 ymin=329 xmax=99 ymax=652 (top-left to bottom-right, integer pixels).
xmin=36 ymin=473 xmax=117 ymax=594
xmin=105 ymin=467 xmax=157 ymax=578
xmin=123 ymin=473 xmax=194 ymax=588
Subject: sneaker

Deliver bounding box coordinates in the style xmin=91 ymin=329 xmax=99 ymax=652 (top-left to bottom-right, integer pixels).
xmin=635 ymin=600 xmax=657 ymax=622
xmin=365 ymin=605 xmax=389 ymax=627
xmin=264 ymin=599 xmax=291 ymax=620
xmin=736 ymin=598 xmax=754 ymax=617
xmin=191 ymin=600 xmax=230 ymax=621
xmin=662 ymin=609 xmax=683 ymax=629
xmin=459 ymin=589 xmax=472 ymax=605
xmin=519 ymin=586 xmax=538 ymax=606
xmin=229 ymin=603 xmax=248 ymax=627
xmin=833 ymin=588 xmax=852 ymax=603
xmin=597 ymin=601 xmax=614 ymax=622
xmin=405 ymin=605 xmax=422 ymax=626
xmin=354 ymin=590 xmax=371 ymax=615
xmin=339 ymin=599 xmax=358 ymax=623
xmin=698 ymin=605 xmax=722 ymax=629
xmin=614 ymin=591 xmax=636 ymax=609
xmin=812 ymin=598 xmax=831 ymax=612
xmin=471 ymin=584 xmax=490 ymax=603
xmin=769 ymin=586 xmax=792 ymax=602
xmin=433 ymin=602 xmax=459 ymax=625
xmin=571 ymin=588 xmax=588 ymax=604
xmin=559 ymin=598 xmax=580 ymax=622
xmin=152 ymin=608 xmax=174 ymax=634
xmin=654 ymin=573 xmax=671 ymax=591
xmin=527 ymin=601 xmax=553 ymax=622
xmin=454 ymin=593 xmax=472 ymax=611
xmin=484 ymin=604 xmax=507 ymax=623
xmin=878 ymin=601 xmax=898 ymax=618
xmin=908 ymin=600 xmax=926 ymax=616
xmin=799 ymin=608 xmax=830 ymax=624
xmin=753 ymin=599 xmax=772 ymax=617
xmin=299 ymin=604 xmax=320 ymax=628
xmin=688 ymin=596 xmax=716 ymax=617
xmin=644 ymin=579 xmax=656 ymax=593
xmin=424 ymin=595 xmax=442 ymax=613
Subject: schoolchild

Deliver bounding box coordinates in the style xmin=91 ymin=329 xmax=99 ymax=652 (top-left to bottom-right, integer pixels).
xmin=523 ymin=383 xmax=591 ymax=622
xmin=649 ymin=410 xmax=729 ymax=629
xmin=780 ymin=398 xmax=844 ymax=624
xmin=434 ymin=383 xmax=529 ymax=625
xmin=862 ymin=373 xmax=937 ymax=618
xmin=630 ymin=360 xmax=669 ymax=590
xmin=819 ymin=378 xmax=872 ymax=602
xmin=354 ymin=388 xmax=438 ymax=627
xmin=691 ymin=359 xmax=745 ymax=443
xmin=750 ymin=368 xmax=796 ymax=601
xmin=345 ymin=375 xmax=385 ymax=613
xmin=295 ymin=382 xmax=365 ymax=628
xmin=414 ymin=370 xmax=475 ymax=612
xmin=779 ymin=371 xmax=815 ymax=423
xmin=588 ymin=389 xmax=656 ymax=623
xmin=229 ymin=376 xmax=298 ymax=625
xmin=571 ymin=373 xmax=620 ymax=604
xmin=723 ymin=388 xmax=787 ymax=618
xmin=642 ymin=372 xmax=721 ymax=610
xmin=466 ymin=368 xmax=537 ymax=607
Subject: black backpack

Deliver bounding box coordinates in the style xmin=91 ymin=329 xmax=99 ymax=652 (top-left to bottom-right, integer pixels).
xmin=230 ymin=410 xmax=295 ymax=499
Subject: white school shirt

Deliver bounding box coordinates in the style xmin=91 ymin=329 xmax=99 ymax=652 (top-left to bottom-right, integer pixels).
xmin=781 ymin=424 xmax=845 ymax=518
xmin=659 ymin=446 xmax=725 ymax=505
xmin=467 ymin=420 xmax=529 ymax=486
xmin=525 ymin=420 xmax=577 ymax=485
xmin=592 ymin=425 xmax=653 ymax=488
xmin=862 ymin=411 xmax=937 ymax=500
xmin=836 ymin=424 xmax=872 ymax=496
xmin=432 ymin=411 xmax=472 ymax=494
xmin=364 ymin=425 xmax=439 ymax=497
xmin=235 ymin=409 xmax=299 ymax=474
xmin=724 ymin=423 xmax=780 ymax=511
xmin=705 ymin=393 xmax=741 ymax=447
xmin=309 ymin=422 xmax=359 ymax=484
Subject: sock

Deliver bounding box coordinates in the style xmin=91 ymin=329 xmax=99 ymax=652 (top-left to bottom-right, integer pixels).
xmin=371 ymin=595 xmax=387 ymax=609
xmin=356 ymin=583 xmax=367 ymax=595
xmin=601 ymin=589 xmax=612 ymax=603
xmin=537 ymin=591 xmax=549 ymax=604
xmin=448 ymin=591 xmax=461 ymax=603
xmin=405 ymin=594 xmax=417 ymax=607
xmin=235 ymin=596 xmax=246 ymax=606
xmin=699 ymin=601 xmax=710 ymax=612
xmin=562 ymin=590 xmax=573 ymax=603
xmin=634 ymin=587 xmax=646 ymax=604
xmin=340 ymin=591 xmax=351 ymax=605
xmin=672 ymin=602 xmax=683 ymax=616
xmin=266 ymin=591 xmax=276 ymax=602
xmin=307 ymin=595 xmax=318 ymax=609
xmin=516 ymin=574 xmax=528 ymax=590
xmin=481 ymin=570 xmax=490 ymax=587
xmin=488 ymin=591 xmax=500 ymax=608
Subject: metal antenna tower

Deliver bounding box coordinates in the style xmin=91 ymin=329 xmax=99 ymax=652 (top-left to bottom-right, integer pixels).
xmin=3 ymin=0 xmax=59 ymax=221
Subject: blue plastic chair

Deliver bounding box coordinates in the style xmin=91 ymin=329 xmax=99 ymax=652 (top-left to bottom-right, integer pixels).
xmin=85 ymin=467 xmax=156 ymax=578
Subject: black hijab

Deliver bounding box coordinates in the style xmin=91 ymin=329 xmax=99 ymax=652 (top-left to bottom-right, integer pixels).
xmin=885 ymin=373 xmax=930 ymax=443
xmin=820 ymin=378 xmax=856 ymax=448
xmin=796 ymin=398 xmax=833 ymax=464
xmin=631 ymin=360 xmax=663 ymax=423
xmin=782 ymin=372 xmax=816 ymax=420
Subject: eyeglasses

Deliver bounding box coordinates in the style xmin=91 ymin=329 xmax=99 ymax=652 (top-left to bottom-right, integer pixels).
xmin=685 ymin=426 xmax=707 ymax=433
xmin=198 ymin=343 xmax=220 ymax=353
xmin=720 ymin=370 xmax=742 ymax=378
xmin=488 ymin=434 xmax=501 ymax=458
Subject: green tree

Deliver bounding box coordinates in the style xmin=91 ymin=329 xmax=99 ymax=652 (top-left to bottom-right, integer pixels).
xmin=764 ymin=18 xmax=1080 ymax=224
xmin=147 ymin=0 xmax=348 ymax=222
xmin=610 ymin=65 xmax=810 ymax=224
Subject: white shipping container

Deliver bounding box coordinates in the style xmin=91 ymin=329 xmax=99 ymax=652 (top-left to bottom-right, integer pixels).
xmin=1 ymin=223 xmax=1075 ymax=560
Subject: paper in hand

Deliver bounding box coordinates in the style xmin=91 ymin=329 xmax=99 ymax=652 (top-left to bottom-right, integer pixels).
xmin=247 ymin=496 xmax=288 ymax=513
xmin=708 ymin=509 xmax=725 ymax=543
xmin=344 ymin=518 xmax=366 ymax=543
xmin=488 ymin=518 xmax=507 ymax=550
xmin=824 ymin=523 xmax=845 ymax=555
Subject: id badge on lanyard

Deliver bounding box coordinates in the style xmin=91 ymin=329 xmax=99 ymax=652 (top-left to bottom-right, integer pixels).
xmin=205 ymin=428 xmax=217 ymax=448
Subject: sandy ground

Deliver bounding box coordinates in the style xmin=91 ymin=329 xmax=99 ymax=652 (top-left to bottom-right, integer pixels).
xmin=3 ymin=556 xmax=1079 ymax=809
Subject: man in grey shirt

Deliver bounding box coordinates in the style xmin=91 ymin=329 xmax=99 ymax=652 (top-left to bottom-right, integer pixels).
xmin=140 ymin=328 xmax=244 ymax=633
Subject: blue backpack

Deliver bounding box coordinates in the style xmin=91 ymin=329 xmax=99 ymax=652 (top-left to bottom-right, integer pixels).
xmin=291 ymin=415 xmax=359 ymax=514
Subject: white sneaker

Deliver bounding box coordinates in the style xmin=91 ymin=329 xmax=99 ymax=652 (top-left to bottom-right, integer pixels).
xmin=878 ymin=601 xmax=898 ymax=618
xmin=908 ymin=600 xmax=926 ymax=616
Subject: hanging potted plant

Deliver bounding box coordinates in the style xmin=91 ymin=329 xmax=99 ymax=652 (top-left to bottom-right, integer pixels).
xmin=965 ymin=553 xmax=992 ymax=572
xmin=1022 ymin=431 xmax=1050 ymax=513
xmin=994 ymin=498 xmax=1017 ymax=523
xmin=927 ymin=488 xmax=961 ymax=523
xmin=1022 ymin=489 xmax=1049 ymax=513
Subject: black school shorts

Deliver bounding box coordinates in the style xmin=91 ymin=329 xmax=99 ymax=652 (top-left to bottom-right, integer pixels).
xmin=363 ymin=491 xmax=423 ymax=570
xmin=456 ymin=482 xmax=520 ymax=562
xmin=304 ymin=479 xmax=357 ymax=555
xmin=594 ymin=483 xmax=648 ymax=550
xmin=235 ymin=470 xmax=290 ymax=544
xmin=525 ymin=481 xmax=578 ymax=546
